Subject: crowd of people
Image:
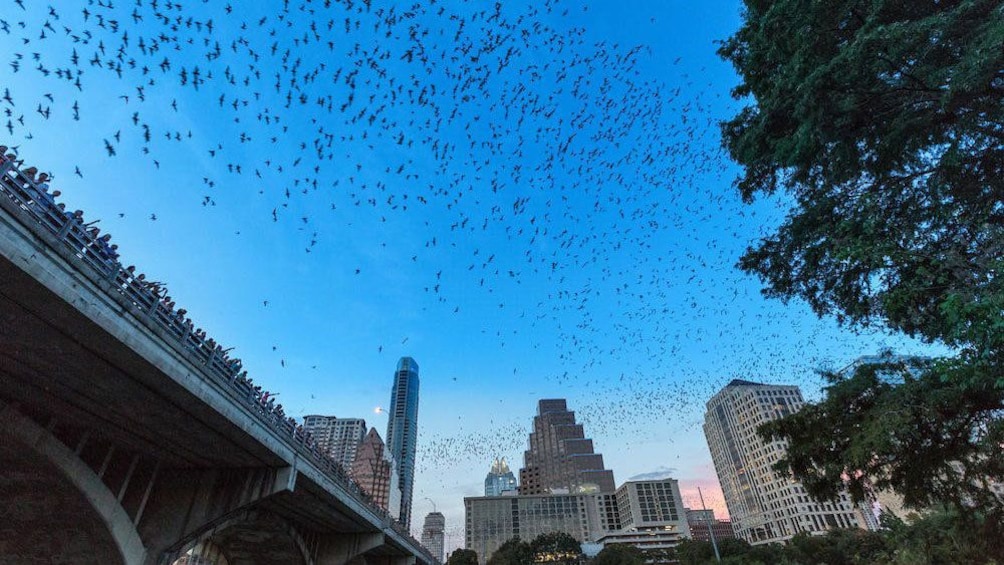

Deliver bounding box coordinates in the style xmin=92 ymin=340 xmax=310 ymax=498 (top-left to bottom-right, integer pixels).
xmin=0 ymin=149 xmax=422 ymax=550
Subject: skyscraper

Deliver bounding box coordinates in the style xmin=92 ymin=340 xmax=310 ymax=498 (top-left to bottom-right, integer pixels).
xmin=519 ymin=399 xmax=615 ymax=495
xmin=301 ymin=415 xmax=367 ymax=469
xmin=386 ymin=356 xmax=420 ymax=528
xmin=484 ymin=457 xmax=518 ymax=496
xmin=703 ymin=380 xmax=859 ymax=545
xmin=421 ymin=511 xmax=446 ymax=563
xmin=350 ymin=428 xmax=401 ymax=517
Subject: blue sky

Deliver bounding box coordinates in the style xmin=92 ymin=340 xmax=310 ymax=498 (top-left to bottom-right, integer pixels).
xmin=1 ymin=0 xmax=941 ymax=550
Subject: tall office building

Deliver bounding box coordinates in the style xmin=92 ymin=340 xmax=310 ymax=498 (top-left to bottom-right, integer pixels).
xmin=704 ymin=380 xmax=859 ymax=545
xmin=421 ymin=511 xmax=446 ymax=563
xmin=350 ymin=428 xmax=401 ymax=517
xmin=386 ymin=357 xmax=420 ymax=528
xmin=302 ymin=415 xmax=368 ymax=469
xmin=484 ymin=457 xmax=518 ymax=496
xmin=519 ymin=399 xmax=615 ymax=495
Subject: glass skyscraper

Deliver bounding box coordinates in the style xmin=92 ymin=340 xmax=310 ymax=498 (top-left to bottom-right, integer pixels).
xmin=484 ymin=457 xmax=518 ymax=496
xmin=386 ymin=356 xmax=420 ymax=528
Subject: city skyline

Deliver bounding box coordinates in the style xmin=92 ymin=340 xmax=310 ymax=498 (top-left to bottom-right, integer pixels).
xmin=0 ymin=0 xmax=946 ymax=554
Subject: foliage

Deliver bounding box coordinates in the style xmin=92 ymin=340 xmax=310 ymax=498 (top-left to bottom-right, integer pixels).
xmin=720 ymin=0 xmax=1004 ymax=516
xmin=760 ymin=355 xmax=1004 ymax=515
xmin=591 ymin=544 xmax=645 ymax=565
xmin=447 ymin=549 xmax=480 ymax=565
xmin=878 ymin=506 xmax=1004 ymax=565
xmin=674 ymin=510 xmax=1004 ymax=564
xmin=528 ymin=532 xmax=582 ymax=563
xmin=488 ymin=537 xmax=531 ymax=565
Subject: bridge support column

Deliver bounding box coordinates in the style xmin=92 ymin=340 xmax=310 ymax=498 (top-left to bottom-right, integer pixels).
xmin=316 ymin=532 xmax=385 ymax=565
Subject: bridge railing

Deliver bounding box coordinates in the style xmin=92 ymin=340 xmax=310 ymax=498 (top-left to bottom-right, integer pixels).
xmin=0 ymin=156 xmax=436 ymax=564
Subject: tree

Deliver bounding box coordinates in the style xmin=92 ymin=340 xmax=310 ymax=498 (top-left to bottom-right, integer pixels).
xmin=877 ymin=506 xmax=1004 ymax=565
xmin=673 ymin=539 xmax=715 ymax=565
xmin=591 ymin=544 xmax=645 ymax=565
xmin=675 ymin=538 xmax=760 ymax=565
xmin=720 ymin=0 xmax=1004 ymax=517
xmin=783 ymin=529 xmax=889 ymax=565
xmin=488 ymin=537 xmax=531 ymax=565
xmin=447 ymin=549 xmax=480 ymax=565
xmin=528 ymin=532 xmax=581 ymax=564
xmin=761 ymin=356 xmax=1004 ymax=514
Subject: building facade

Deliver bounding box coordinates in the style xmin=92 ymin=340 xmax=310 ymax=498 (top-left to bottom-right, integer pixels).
xmin=465 ymin=493 xmax=597 ymax=564
xmin=466 ymin=479 xmax=691 ymax=564
xmin=350 ymin=427 xmax=401 ymax=517
xmin=386 ymin=357 xmax=420 ymax=528
xmin=519 ymin=399 xmax=615 ymax=495
xmin=685 ymin=509 xmax=736 ymax=543
xmin=484 ymin=457 xmax=518 ymax=496
xmin=421 ymin=512 xmax=446 ymax=563
xmin=302 ymin=415 xmax=368 ymax=469
xmin=598 ymin=479 xmax=690 ymax=553
xmin=704 ymin=380 xmax=860 ymax=545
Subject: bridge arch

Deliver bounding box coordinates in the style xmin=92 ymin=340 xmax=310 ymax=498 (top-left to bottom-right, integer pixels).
xmin=165 ymin=509 xmax=314 ymax=565
xmin=0 ymin=402 xmax=147 ymax=564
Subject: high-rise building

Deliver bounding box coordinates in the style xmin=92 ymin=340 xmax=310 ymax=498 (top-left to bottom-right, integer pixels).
xmin=519 ymin=399 xmax=615 ymax=495
xmin=484 ymin=457 xmax=518 ymax=496
xmin=703 ymin=380 xmax=860 ymax=545
xmin=421 ymin=511 xmax=446 ymax=563
xmin=302 ymin=415 xmax=367 ymax=469
xmin=350 ymin=428 xmax=401 ymax=517
xmin=386 ymin=356 xmax=420 ymax=528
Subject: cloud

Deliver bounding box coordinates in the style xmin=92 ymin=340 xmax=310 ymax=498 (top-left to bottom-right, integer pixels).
xmin=627 ymin=466 xmax=678 ymax=481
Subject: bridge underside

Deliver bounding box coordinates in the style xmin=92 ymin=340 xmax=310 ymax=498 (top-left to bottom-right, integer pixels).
xmin=0 ymin=431 xmax=124 ymax=564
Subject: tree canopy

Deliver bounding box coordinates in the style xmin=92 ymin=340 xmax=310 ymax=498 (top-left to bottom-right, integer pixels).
xmin=447 ymin=549 xmax=480 ymax=565
xmin=488 ymin=537 xmax=531 ymax=565
xmin=528 ymin=532 xmax=582 ymax=564
xmin=674 ymin=511 xmax=1004 ymax=565
xmin=590 ymin=544 xmax=646 ymax=565
xmin=720 ymin=0 xmax=1004 ymax=521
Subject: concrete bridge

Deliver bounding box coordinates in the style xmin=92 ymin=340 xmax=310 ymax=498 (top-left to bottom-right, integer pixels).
xmin=0 ymin=159 xmax=438 ymax=565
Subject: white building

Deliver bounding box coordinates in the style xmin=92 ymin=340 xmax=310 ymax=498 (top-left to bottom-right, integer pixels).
xmin=465 ymin=478 xmax=690 ymax=564
xmin=302 ymin=415 xmax=367 ymax=469
xmin=596 ymin=478 xmax=690 ymax=554
xmin=421 ymin=511 xmax=446 ymax=563
xmin=703 ymin=380 xmax=860 ymax=545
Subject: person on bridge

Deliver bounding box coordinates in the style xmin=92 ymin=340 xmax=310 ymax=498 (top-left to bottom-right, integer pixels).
xmin=0 ymin=146 xmax=11 ymax=176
